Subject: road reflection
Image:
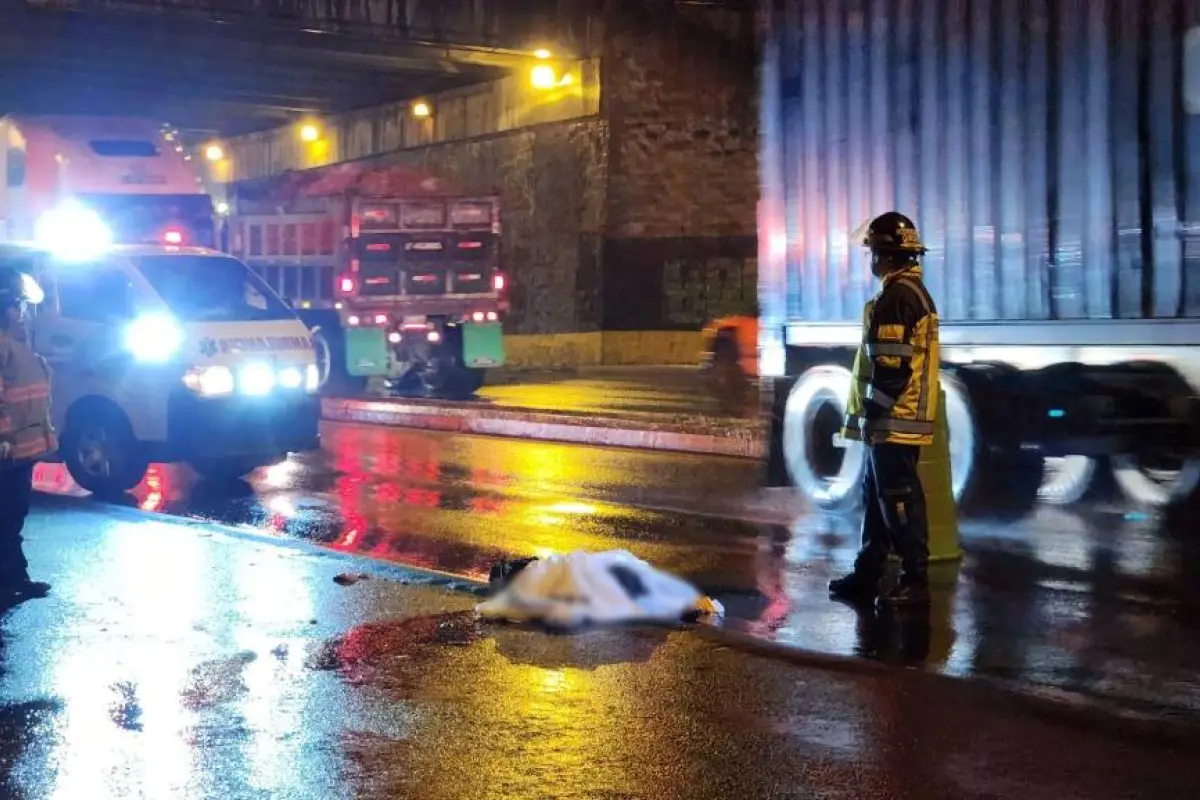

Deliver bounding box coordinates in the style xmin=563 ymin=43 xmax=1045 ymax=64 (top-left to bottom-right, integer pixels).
xmin=29 ymin=424 xmax=1200 ymax=718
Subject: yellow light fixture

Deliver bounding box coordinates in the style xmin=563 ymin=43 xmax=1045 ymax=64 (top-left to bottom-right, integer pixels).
xmin=204 ymin=143 xmax=224 ymax=161
xmin=299 ymin=123 xmax=320 ymax=142
xmin=412 ymin=101 xmax=431 ymax=118
xmin=530 ymin=64 xmax=558 ymax=89
xmin=533 ymin=48 xmax=552 ymax=59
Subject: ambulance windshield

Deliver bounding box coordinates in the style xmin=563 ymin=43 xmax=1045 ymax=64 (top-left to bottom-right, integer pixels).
xmin=132 ymin=255 xmax=295 ymax=322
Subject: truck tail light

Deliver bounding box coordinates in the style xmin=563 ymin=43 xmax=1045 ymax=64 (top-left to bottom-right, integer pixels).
xmin=163 ymin=228 xmax=184 ymax=245
xmin=373 ymin=313 xmax=388 ymax=325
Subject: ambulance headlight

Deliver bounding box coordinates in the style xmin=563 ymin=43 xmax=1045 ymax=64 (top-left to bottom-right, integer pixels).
xmin=34 ymin=202 xmax=113 ymax=262
xmin=239 ymin=362 xmax=275 ymax=395
xmin=124 ymin=312 xmax=184 ymax=362
xmin=278 ymin=366 xmax=303 ymax=389
xmin=183 ymin=365 xmax=234 ymax=396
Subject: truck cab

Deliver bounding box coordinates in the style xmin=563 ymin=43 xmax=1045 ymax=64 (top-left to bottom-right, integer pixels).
xmin=0 ymin=236 xmax=320 ymax=495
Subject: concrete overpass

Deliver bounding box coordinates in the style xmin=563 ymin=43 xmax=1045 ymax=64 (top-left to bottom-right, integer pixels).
xmin=1 ymin=0 xmax=759 ymax=367
xmin=0 ymin=0 xmax=597 ymax=140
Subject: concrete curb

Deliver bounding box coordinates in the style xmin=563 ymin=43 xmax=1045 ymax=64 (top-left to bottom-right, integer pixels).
xmin=321 ymin=397 xmax=766 ymax=459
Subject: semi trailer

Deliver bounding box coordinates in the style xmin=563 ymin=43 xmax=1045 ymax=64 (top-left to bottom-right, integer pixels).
xmin=758 ymin=0 xmax=1200 ymax=513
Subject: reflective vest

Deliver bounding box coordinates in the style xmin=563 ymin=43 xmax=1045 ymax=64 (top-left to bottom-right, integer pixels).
xmin=841 ymin=266 xmax=940 ymax=446
xmin=0 ymin=326 xmax=57 ymax=462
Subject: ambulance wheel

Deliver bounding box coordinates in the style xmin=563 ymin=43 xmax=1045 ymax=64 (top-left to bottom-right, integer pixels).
xmin=313 ymin=327 xmax=367 ymax=397
xmin=61 ymin=401 xmax=149 ymax=497
xmin=782 ymin=366 xmax=867 ymax=511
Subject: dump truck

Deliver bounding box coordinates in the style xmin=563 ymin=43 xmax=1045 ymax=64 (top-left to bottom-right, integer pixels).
xmin=225 ymin=162 xmax=508 ymax=399
xmin=759 ymin=0 xmax=1200 ymax=513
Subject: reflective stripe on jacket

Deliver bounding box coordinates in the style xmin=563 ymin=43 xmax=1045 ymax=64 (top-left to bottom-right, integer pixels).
xmin=841 ymin=266 xmax=940 ymax=446
xmin=0 ymin=327 xmax=57 ymax=462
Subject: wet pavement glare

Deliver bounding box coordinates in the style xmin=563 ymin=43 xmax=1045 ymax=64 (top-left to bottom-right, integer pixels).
xmin=3 ymin=501 xmax=1199 ymax=799
xmin=30 ymin=421 xmax=1200 ymax=723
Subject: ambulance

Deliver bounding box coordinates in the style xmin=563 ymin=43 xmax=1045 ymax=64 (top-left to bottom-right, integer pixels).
xmin=0 ymin=233 xmax=321 ymax=495
xmin=0 ymin=115 xmax=319 ymax=493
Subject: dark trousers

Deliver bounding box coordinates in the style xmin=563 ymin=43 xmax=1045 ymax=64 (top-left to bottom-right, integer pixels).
xmin=853 ymin=443 xmax=930 ymax=582
xmin=0 ymin=463 xmax=34 ymax=586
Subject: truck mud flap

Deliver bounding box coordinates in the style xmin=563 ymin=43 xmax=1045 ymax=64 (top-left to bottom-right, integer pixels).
xmin=462 ymin=322 xmax=505 ymax=368
xmin=345 ymin=327 xmax=391 ymax=377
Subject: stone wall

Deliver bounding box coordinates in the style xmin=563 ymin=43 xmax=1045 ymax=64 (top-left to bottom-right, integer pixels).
xmin=599 ymin=2 xmax=758 ymax=330
xmin=376 ymin=119 xmax=610 ymax=335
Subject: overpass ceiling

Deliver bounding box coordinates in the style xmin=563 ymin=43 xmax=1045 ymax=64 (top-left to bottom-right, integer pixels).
xmin=0 ymin=4 xmax=530 ymax=140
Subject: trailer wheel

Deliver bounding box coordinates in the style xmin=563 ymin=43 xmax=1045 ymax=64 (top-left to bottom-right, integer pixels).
xmin=942 ymin=373 xmax=976 ymax=504
xmin=946 ymin=367 xmax=1043 ymax=519
xmin=1038 ymin=456 xmax=1099 ymax=506
xmin=1111 ymin=455 xmax=1200 ymax=509
xmin=782 ymin=366 xmax=866 ymax=511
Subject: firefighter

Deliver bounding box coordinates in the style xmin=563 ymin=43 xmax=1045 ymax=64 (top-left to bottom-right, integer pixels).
xmin=0 ymin=266 xmax=54 ymax=601
xmin=828 ymin=212 xmax=939 ymax=607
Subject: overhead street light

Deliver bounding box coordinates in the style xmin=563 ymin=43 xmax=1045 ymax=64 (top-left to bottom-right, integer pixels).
xmin=412 ymin=101 xmax=431 ymax=118
xmin=530 ymin=64 xmax=558 ymax=89
xmin=299 ymin=123 xmax=320 ymax=142
xmin=204 ymin=144 xmax=224 ymax=161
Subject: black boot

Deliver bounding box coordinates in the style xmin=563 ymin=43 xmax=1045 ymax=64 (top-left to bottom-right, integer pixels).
xmin=11 ymin=580 xmax=50 ymax=600
xmin=828 ymin=572 xmax=881 ymax=603
xmin=878 ymin=574 xmax=929 ymax=608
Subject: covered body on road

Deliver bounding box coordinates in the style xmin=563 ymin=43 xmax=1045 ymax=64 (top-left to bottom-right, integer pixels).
xmin=477 ymin=549 xmax=724 ymax=628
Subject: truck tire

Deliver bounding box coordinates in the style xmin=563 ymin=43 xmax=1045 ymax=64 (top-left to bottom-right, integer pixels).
xmin=1111 ymin=455 xmax=1200 ymax=510
xmin=782 ymin=366 xmax=867 ymax=511
xmin=945 ymin=367 xmax=1043 ymax=519
xmin=312 ymin=326 xmax=368 ymax=397
xmin=1038 ymin=456 xmax=1101 ymax=506
xmin=61 ymin=400 xmax=149 ymax=497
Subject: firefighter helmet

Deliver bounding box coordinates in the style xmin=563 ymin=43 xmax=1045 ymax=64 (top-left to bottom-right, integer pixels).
xmin=863 ymin=212 xmax=928 ymax=256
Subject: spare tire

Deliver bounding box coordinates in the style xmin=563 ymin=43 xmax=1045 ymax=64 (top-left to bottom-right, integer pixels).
xmin=782 ymin=366 xmax=867 ymax=511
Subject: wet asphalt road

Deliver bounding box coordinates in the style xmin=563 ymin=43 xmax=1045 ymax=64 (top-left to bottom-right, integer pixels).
xmin=5 ymin=498 xmax=1200 ymax=799
xmin=32 ymin=422 xmax=1200 ymax=723
xmin=448 ymin=366 xmax=744 ymax=420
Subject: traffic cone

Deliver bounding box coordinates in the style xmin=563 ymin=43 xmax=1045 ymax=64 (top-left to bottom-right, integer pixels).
xmin=918 ymin=387 xmax=962 ymax=561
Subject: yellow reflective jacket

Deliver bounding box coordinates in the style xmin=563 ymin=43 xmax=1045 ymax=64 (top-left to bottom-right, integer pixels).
xmin=0 ymin=326 xmax=57 ymax=462
xmin=841 ymin=266 xmax=940 ymax=446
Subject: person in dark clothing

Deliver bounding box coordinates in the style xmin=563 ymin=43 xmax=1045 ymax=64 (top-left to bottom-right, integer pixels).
xmin=829 ymin=212 xmax=940 ymax=608
xmin=0 ymin=267 xmax=54 ymax=601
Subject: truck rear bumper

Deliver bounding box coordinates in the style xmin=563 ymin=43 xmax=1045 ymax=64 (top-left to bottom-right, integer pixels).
xmin=160 ymin=390 xmax=321 ymax=461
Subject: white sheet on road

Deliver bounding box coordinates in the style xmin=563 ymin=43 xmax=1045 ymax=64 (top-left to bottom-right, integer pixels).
xmin=475 ymin=549 xmax=724 ymax=629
